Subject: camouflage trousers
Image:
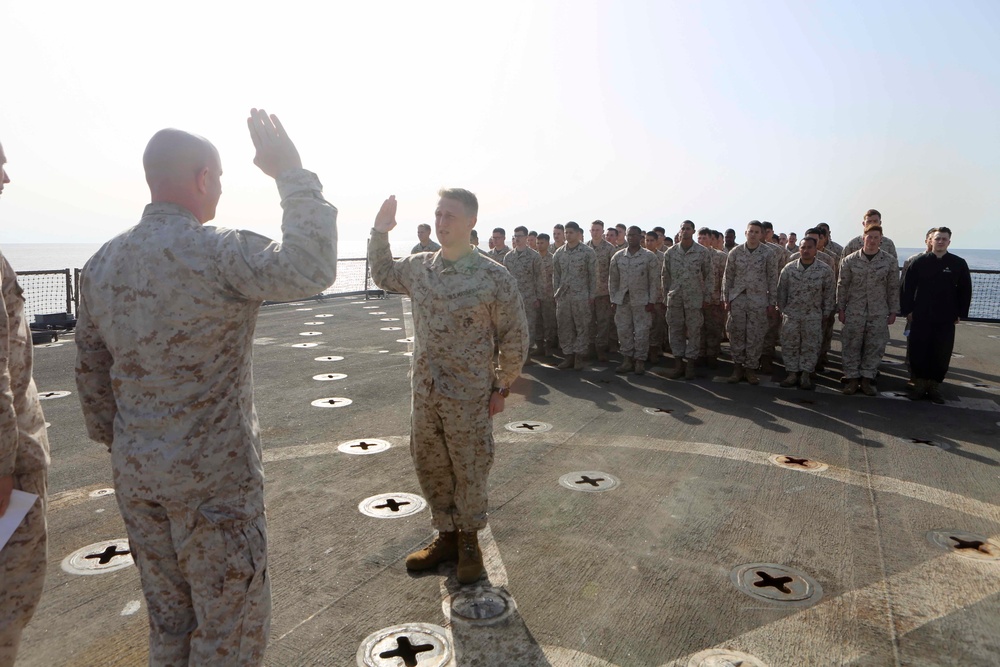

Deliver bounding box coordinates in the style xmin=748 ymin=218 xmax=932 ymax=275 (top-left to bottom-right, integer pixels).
xmin=411 ymin=387 xmax=494 ymax=532
xmin=727 ymin=296 xmax=768 ymax=369
xmin=0 ymin=470 xmax=47 ymax=667
xmin=780 ymin=313 xmax=824 ymax=373
xmin=841 ymin=314 xmax=890 ymax=379
xmin=700 ymin=303 xmax=726 ymax=358
xmin=534 ymin=298 xmax=557 ymax=350
xmin=667 ymin=301 xmax=704 ymax=360
xmin=557 ymin=298 xmax=592 ymax=356
xmin=650 ymin=303 xmax=667 ymax=354
xmin=762 ymin=308 xmax=781 ymax=357
xmin=591 ymin=295 xmax=613 ymax=352
xmin=821 ymin=313 xmax=835 ymax=359
xmin=117 ymin=493 xmax=271 ymax=666
xmin=614 ymin=297 xmax=652 ymax=361
xmin=520 ymin=297 xmax=539 ymax=344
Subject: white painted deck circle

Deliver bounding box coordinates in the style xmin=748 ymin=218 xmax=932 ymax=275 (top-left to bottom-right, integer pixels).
xmin=337 ymin=439 xmax=392 ymax=455
xmin=61 ymin=539 xmax=134 ymax=575
xmin=688 ymin=648 xmax=769 ymax=667
xmin=446 ymin=586 xmax=515 ymax=625
xmin=38 ymin=390 xmax=71 ymax=400
xmin=357 ymin=493 xmax=427 ymax=519
xmin=291 ymin=343 xmax=320 ymax=348
xmin=88 ymin=488 xmax=115 ymax=498
xmin=313 ymin=373 xmax=348 ymax=381
xmin=314 ymin=355 xmax=344 ymax=362
xmin=356 ymin=623 xmax=451 ymax=667
xmin=505 ymin=421 xmax=553 ymax=433
xmin=311 ymin=397 xmax=353 ymax=408
xmin=299 ymin=331 xmax=323 ymax=336
xmin=559 ymin=471 xmax=620 ymax=492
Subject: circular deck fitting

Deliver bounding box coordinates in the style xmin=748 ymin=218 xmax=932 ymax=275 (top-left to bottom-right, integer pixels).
xmin=899 ymin=436 xmax=951 ymax=451
xmin=730 ymin=563 xmax=823 ymax=607
xmin=559 ymin=471 xmax=620 ymax=493
xmin=358 ymin=493 xmax=426 ymax=519
xmin=292 ymin=342 xmax=320 ymax=348
xmin=314 ymin=355 xmax=344 ymax=362
xmin=313 ymin=373 xmax=348 ymax=382
xmin=38 ymin=390 xmax=71 ymax=400
xmin=380 ymin=327 xmax=403 ymax=331
xmin=357 ymin=623 xmax=451 ymax=667
xmin=880 ymin=358 xmax=904 ymax=365
xmin=880 ymin=391 xmax=910 ymax=400
xmin=446 ymin=586 xmax=515 ymax=626
xmin=504 ymin=421 xmax=552 ymax=433
xmin=303 ymin=321 xmax=324 ymax=325
xmin=396 ymin=337 xmax=415 ymax=344
xmin=88 ymin=488 xmax=115 ymax=498
xmin=926 ymin=530 xmax=1000 ymax=561
xmin=643 ymin=407 xmax=675 ymax=415
xmin=299 ymin=331 xmax=323 ymax=336
xmin=337 ymin=439 xmax=391 ymax=455
xmin=961 ymin=381 xmax=999 ymax=391
xmin=315 ymin=313 xmax=335 ymax=318
xmin=311 ymin=397 xmax=353 ymax=408
xmin=688 ymin=648 xmax=769 ymax=667
xmin=380 ymin=317 xmax=400 ymax=321
xmin=767 ymin=454 xmax=829 ymax=473
xmin=61 ymin=539 xmax=134 ymax=575
xmin=368 ymin=311 xmax=387 ymax=315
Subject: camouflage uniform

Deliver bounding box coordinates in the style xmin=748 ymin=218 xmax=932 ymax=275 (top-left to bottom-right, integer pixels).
xmin=825 ymin=239 xmax=844 ymax=264
xmin=649 ymin=249 xmax=668 ymax=357
xmin=761 ymin=243 xmax=788 ymax=359
xmin=552 ymin=243 xmax=597 ymax=356
xmin=819 ymin=248 xmax=840 ymax=361
xmin=700 ymin=248 xmax=728 ymax=359
xmin=0 ymin=252 xmax=50 ymax=667
xmin=586 ymin=238 xmax=616 ymax=354
xmin=536 ymin=251 xmax=557 ymax=352
xmin=486 ymin=245 xmax=510 ymax=263
xmin=661 ymin=242 xmax=712 ymax=361
xmin=723 ymin=244 xmax=777 ymax=369
xmin=837 ymin=249 xmax=900 ymax=379
xmin=609 ymin=247 xmax=660 ymax=361
xmin=411 ymin=240 xmax=441 ymax=254
xmin=503 ymin=247 xmax=545 ymax=344
xmin=777 ymin=259 xmax=835 ymax=373
xmin=368 ymin=235 xmax=527 ymax=531
xmin=75 ymin=169 xmax=338 ymax=666
xmin=842 ymin=234 xmax=898 ymax=262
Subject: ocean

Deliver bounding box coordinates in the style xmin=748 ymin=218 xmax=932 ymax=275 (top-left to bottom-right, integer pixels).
xmin=3 ymin=243 xmax=1000 ymax=272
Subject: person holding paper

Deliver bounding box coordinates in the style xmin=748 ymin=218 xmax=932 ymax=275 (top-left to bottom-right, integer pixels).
xmin=0 ymin=140 xmax=51 ymax=667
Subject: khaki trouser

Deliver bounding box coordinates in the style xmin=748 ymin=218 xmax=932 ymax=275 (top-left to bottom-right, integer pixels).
xmin=780 ymin=313 xmax=824 ymax=373
xmin=727 ymin=295 xmax=768 ymax=369
xmin=557 ymin=299 xmax=592 ymax=356
xmin=841 ymin=314 xmax=889 ymax=379
xmin=667 ymin=300 xmax=704 ymax=360
xmin=535 ymin=298 xmax=557 ymax=350
xmin=700 ymin=304 xmax=726 ymax=358
xmin=614 ymin=297 xmax=653 ymax=361
xmin=590 ymin=295 xmax=613 ymax=352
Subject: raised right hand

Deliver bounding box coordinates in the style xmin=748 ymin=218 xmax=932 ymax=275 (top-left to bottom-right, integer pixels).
xmin=247 ymin=108 xmax=302 ymax=179
xmin=374 ymin=196 xmax=398 ymax=233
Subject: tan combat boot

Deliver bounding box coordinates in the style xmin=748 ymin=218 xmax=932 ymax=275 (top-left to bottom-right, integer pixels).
xmin=727 ymin=363 xmax=745 ymax=384
xmin=573 ymin=354 xmax=587 ymax=370
xmin=615 ymin=356 xmax=633 ymax=374
xmin=780 ymin=372 xmax=799 ymax=388
xmin=634 ymin=359 xmax=645 ymax=376
xmin=557 ymin=354 xmax=575 ymax=370
xmin=860 ymin=377 xmax=877 ymax=396
xmin=799 ymin=373 xmax=814 ymax=390
xmin=745 ymin=366 xmax=760 ymax=385
xmin=843 ymin=378 xmax=860 ymax=395
xmin=667 ymin=359 xmax=685 ymax=379
xmin=684 ymin=359 xmax=696 ymax=380
xmin=405 ymin=531 xmax=458 ymax=571
xmin=456 ymin=530 xmax=485 ymax=585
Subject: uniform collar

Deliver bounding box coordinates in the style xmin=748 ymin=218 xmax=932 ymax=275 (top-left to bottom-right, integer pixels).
xmin=432 ymin=248 xmax=481 ymax=275
xmin=142 ymin=201 xmax=200 ymax=224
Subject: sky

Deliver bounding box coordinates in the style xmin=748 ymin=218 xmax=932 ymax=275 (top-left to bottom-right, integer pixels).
xmin=1 ymin=0 xmax=998 ymax=257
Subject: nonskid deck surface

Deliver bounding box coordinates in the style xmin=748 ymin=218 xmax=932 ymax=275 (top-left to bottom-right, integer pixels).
xmin=21 ymin=295 xmax=1000 ymax=667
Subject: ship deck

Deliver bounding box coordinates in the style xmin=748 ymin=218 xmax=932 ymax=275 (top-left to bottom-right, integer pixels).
xmin=18 ymin=294 xmax=1000 ymax=667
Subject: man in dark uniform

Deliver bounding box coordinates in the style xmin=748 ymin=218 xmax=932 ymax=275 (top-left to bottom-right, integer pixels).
xmin=900 ymin=227 xmax=973 ymax=403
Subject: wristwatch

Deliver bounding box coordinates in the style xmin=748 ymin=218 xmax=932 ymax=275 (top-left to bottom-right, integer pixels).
xmin=494 ymin=386 xmax=510 ymax=398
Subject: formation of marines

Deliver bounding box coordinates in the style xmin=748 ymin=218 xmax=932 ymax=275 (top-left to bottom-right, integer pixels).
xmin=0 ymin=109 xmax=976 ymax=667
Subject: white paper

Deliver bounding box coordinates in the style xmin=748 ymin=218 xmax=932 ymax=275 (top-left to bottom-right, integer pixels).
xmin=0 ymin=489 xmax=39 ymax=552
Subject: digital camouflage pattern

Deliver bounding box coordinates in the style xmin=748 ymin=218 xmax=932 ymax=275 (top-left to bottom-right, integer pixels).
xmin=843 ymin=234 xmax=898 ymax=261
xmin=553 ymin=243 xmax=597 ymax=356
xmin=837 ymin=248 xmax=900 ymax=379
xmin=411 ymin=240 xmax=441 ymax=254
xmin=700 ymin=248 xmax=728 ymax=359
xmin=75 ymin=168 xmax=338 ymax=665
xmin=724 ymin=244 xmax=777 ymax=369
xmin=777 ymin=259 xmax=835 ymax=373
xmin=536 ymin=251 xmax=557 ymax=351
xmin=0 ymin=252 xmax=50 ymax=666
xmin=587 ymin=238 xmax=616 ymax=352
xmin=662 ymin=242 xmax=712 ymax=361
xmin=368 ymin=231 xmax=528 ymax=531
xmin=609 ymin=247 xmax=660 ymax=361
xmin=504 ymin=247 xmax=546 ymax=344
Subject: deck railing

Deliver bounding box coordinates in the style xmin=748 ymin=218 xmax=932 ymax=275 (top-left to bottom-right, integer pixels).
xmin=16 ymin=261 xmax=1000 ymax=323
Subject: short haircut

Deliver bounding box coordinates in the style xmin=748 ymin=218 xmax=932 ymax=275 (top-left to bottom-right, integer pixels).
xmin=470 ymin=229 xmax=479 ymax=240
xmin=513 ymin=226 xmax=528 ymax=235
xmin=761 ymin=221 xmax=773 ymax=231
xmin=438 ymin=187 xmax=478 ymax=217
xmin=788 ymin=232 xmax=797 ymax=238
xmin=528 ymin=230 xmax=537 ymax=237
xmin=616 ymin=223 xmax=626 ymax=231
xmin=628 ymin=225 xmax=643 ymax=234
xmin=606 ymin=228 xmax=618 ymax=237
xmin=537 ymin=233 xmax=550 ymax=241
xmin=492 ymin=227 xmax=505 ymax=236
xmin=653 ymin=226 xmax=666 ymax=235
xmin=553 ymin=223 xmax=565 ymax=231
xmin=935 ymin=226 xmax=952 ymax=237
xmin=646 ymin=230 xmax=660 ymax=240
xmin=680 ymin=220 xmax=695 ymax=230
xmin=698 ymin=227 xmax=711 ymax=235
xmin=805 ymin=227 xmax=822 ymax=236
xmin=816 ymin=222 xmax=830 ymax=231
xmin=725 ymin=228 xmax=735 ymax=234
xmin=924 ymin=227 xmax=936 ymax=238
xmin=800 ymin=237 xmax=817 ymax=247
xmin=663 ymin=237 xmax=674 ymax=245
xmin=565 ymin=221 xmax=582 ymax=232
xmin=712 ymin=231 xmax=723 ymax=240
xmin=865 ymin=209 xmax=881 ymax=219
xmin=417 ymin=223 xmax=431 ymax=232
xmin=863 ymin=224 xmax=883 ymax=236
xmin=591 ymin=219 xmax=605 ymax=229
xmin=746 ymin=220 xmax=763 ymax=231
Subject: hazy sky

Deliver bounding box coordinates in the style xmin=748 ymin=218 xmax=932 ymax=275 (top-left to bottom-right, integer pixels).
xmin=1 ymin=0 xmax=997 ymax=256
